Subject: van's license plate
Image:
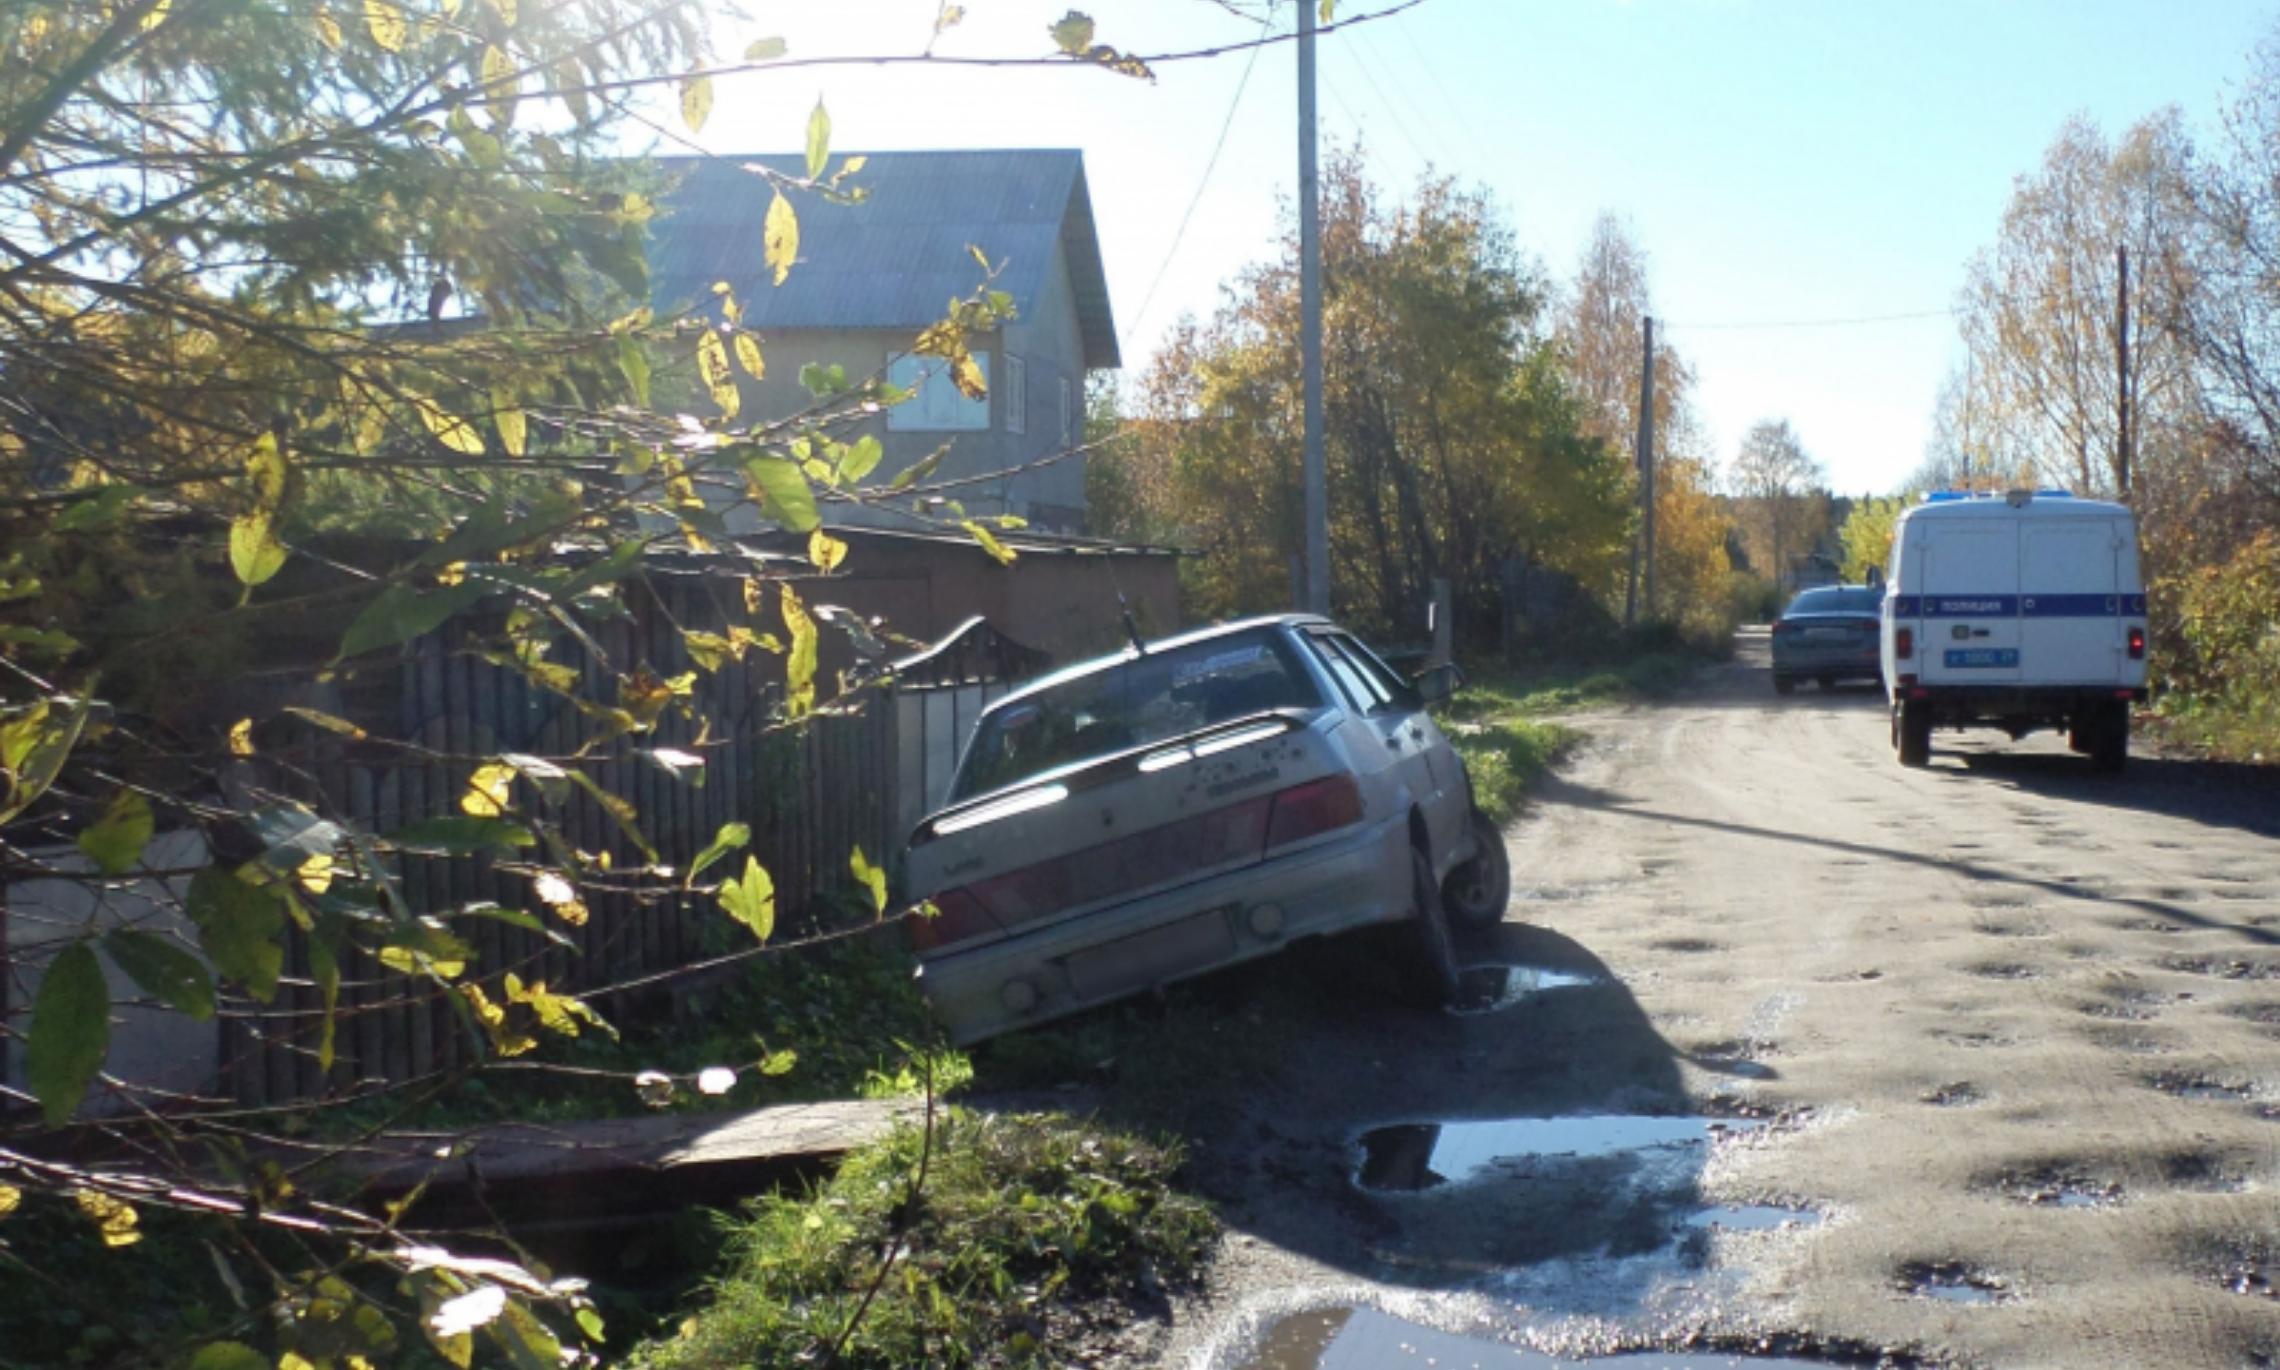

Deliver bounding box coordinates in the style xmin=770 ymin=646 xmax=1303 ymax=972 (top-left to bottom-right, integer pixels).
xmin=1944 ymin=648 xmax=2020 ymax=669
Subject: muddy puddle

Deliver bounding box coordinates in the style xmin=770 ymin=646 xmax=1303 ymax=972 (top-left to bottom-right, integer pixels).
xmin=1355 ymin=1115 xmax=1764 ymax=1192
xmin=1451 ymin=964 xmax=1607 ymax=1015
xmin=1894 ymin=1260 xmax=2012 ymax=1304
xmin=1684 ymin=1203 xmax=1824 ymax=1232
xmin=1236 ymin=1305 xmax=1849 ymax=1370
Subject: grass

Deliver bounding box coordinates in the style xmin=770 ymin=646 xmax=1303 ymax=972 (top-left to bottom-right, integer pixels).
xmin=2147 ymin=689 xmax=2280 ymax=763
xmin=631 ymin=1111 xmax=1216 ymax=1369
xmin=1434 ymin=651 xmax=1699 ymax=823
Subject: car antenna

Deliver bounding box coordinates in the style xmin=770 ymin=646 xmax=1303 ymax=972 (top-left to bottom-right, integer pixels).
xmin=1105 ymin=550 xmax=1147 ymax=656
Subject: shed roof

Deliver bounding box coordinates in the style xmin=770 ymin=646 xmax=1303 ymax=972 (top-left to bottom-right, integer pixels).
xmin=647 ymin=150 xmax=1119 ymax=369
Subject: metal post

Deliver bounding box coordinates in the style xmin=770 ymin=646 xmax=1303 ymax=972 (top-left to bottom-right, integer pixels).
xmin=1299 ymin=1 xmax=1328 ymax=614
xmin=2116 ymin=244 xmax=2131 ymax=499
xmin=1639 ymin=315 xmax=1656 ymax=619
xmin=1429 ymin=577 xmax=1453 ymax=667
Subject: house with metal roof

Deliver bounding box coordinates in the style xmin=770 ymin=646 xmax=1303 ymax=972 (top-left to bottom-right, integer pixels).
xmin=648 ymin=149 xmax=1119 ymax=535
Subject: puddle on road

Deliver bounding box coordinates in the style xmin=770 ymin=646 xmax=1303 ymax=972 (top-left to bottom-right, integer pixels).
xmin=1355 ymin=1116 xmax=1764 ymax=1193
xmin=1516 ymin=882 xmax=1624 ymax=904
xmin=1451 ymin=965 xmax=1606 ymax=1015
xmin=1986 ymin=1164 xmax=2124 ymax=1209
xmin=2147 ymin=1071 xmax=2258 ymax=1103
xmin=1895 ymin=1260 xmax=2012 ymax=1305
xmin=1237 ymin=1305 xmax=1855 ymax=1370
xmin=1684 ymin=1203 xmax=1824 ymax=1232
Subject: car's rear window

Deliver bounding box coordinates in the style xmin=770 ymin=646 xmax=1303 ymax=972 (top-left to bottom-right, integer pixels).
xmin=1787 ymin=588 xmax=1880 ymax=616
xmin=954 ymin=629 xmax=1322 ymax=799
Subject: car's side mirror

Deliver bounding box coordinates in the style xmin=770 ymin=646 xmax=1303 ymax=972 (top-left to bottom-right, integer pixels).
xmin=1414 ymin=662 xmax=1463 ymax=706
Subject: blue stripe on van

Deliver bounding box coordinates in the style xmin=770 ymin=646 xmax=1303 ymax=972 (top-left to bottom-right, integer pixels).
xmin=2020 ymin=593 xmax=2148 ymax=617
xmin=1889 ymin=593 xmax=2144 ymax=618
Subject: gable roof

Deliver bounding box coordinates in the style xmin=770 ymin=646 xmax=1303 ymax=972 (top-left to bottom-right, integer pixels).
xmin=647 ymin=149 xmax=1119 ymax=370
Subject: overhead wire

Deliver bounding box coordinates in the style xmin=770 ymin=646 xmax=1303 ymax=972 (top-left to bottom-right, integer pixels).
xmin=1350 ymin=27 xmax=1452 ymax=169
xmin=1340 ymin=29 xmax=1436 ymax=170
xmin=1661 ymin=306 xmax=1961 ymax=332
xmin=1120 ymin=11 xmax=1274 ymax=347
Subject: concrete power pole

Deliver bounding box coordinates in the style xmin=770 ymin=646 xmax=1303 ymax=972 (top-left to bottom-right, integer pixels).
xmin=1298 ymin=2 xmax=1329 ymax=614
xmin=2116 ymin=244 xmax=2132 ymax=500
xmin=1639 ymin=315 xmax=1657 ymax=619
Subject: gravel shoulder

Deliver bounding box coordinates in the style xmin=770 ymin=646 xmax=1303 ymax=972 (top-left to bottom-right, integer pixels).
xmin=1108 ymin=631 xmax=2280 ymax=1369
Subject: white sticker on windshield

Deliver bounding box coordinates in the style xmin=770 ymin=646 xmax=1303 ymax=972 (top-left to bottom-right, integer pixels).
xmin=1174 ymin=645 xmax=1268 ymax=683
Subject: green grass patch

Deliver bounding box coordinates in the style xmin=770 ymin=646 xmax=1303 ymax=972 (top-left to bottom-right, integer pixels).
xmin=2148 ymin=689 xmax=2280 ymax=763
xmin=1447 ymin=715 xmax=1579 ymax=825
xmin=632 ymin=1111 xmax=1215 ymax=1369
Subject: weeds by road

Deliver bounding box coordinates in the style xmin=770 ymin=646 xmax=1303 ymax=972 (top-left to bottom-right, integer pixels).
xmin=1440 ymin=651 xmax=1700 ymax=823
xmin=633 ymin=1112 xmax=1215 ymax=1369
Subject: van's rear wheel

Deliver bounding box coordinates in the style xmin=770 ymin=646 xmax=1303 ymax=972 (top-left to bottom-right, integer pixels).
xmin=1403 ymin=846 xmax=1460 ymax=1007
xmin=1443 ymin=808 xmax=1512 ymax=929
xmin=1898 ymin=700 xmax=1932 ymax=768
xmin=2088 ymin=700 xmax=2130 ymax=773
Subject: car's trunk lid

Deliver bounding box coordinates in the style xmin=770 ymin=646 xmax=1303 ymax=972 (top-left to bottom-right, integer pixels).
xmin=903 ymin=709 xmax=1349 ymax=956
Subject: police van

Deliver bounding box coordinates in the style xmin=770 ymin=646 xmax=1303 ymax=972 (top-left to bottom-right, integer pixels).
xmin=1881 ymin=490 xmax=2148 ymax=772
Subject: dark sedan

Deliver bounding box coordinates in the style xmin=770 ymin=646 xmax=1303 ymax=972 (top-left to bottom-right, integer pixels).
xmin=1771 ymin=585 xmax=1883 ymax=694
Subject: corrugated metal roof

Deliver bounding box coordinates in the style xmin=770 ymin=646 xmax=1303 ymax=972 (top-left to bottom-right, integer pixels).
xmin=647 ymin=150 xmax=1119 ymax=369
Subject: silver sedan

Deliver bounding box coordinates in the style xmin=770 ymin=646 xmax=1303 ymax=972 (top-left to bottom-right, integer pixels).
xmin=900 ymin=615 xmax=1511 ymax=1044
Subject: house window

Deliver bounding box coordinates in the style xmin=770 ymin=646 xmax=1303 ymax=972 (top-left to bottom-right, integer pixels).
xmin=1004 ymin=355 xmax=1026 ymax=436
xmin=1057 ymin=376 xmax=1073 ymax=447
xmin=887 ymin=351 xmax=991 ymax=432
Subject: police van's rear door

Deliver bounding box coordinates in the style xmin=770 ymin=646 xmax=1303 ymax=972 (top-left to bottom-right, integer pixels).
xmin=1920 ymin=522 xmax=2022 ymax=684
xmin=2020 ymin=517 xmax=2123 ymax=684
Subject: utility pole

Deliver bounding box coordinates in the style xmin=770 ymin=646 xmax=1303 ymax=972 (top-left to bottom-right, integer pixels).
xmin=2116 ymin=243 xmax=2132 ymax=500
xmin=1638 ymin=315 xmax=1657 ymax=619
xmin=1298 ymin=1 xmax=1328 ymax=614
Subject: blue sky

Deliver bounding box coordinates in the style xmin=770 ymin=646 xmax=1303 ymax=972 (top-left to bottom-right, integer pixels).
xmin=665 ymin=0 xmax=2276 ymax=494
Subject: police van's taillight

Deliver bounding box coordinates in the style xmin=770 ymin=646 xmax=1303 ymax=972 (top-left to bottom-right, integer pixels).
xmin=1895 ymin=627 xmax=1914 ymax=660
xmin=2128 ymin=626 xmax=2146 ymax=660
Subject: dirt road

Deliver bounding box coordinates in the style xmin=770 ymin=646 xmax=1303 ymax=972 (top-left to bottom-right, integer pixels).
xmin=1150 ymin=631 xmax=2280 ymax=1368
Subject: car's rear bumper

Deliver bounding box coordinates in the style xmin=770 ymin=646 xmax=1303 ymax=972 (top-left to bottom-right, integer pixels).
xmin=914 ymin=812 xmax=1413 ymax=1044
xmin=1771 ymin=644 xmax=1880 ymax=676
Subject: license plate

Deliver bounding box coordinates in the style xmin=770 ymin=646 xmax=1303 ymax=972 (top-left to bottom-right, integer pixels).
xmin=1065 ymin=908 xmax=1237 ymax=1000
xmin=1804 ymin=628 xmax=1848 ymax=642
xmin=1944 ymin=648 xmax=2019 ymax=669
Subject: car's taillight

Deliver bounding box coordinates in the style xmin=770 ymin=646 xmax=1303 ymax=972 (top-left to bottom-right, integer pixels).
xmin=1895 ymin=627 xmax=1914 ymax=659
xmin=1266 ymin=774 xmax=1364 ymax=849
xmin=908 ymin=887 xmax=999 ymax=952
xmin=2128 ymin=626 xmax=2146 ymax=660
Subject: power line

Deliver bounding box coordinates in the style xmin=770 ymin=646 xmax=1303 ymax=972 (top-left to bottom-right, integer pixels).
xmin=1120 ymin=15 xmax=1273 ymax=346
xmin=1342 ymin=29 xmax=1437 ymax=169
xmin=1661 ymin=306 xmax=1960 ymax=332
xmin=1389 ymin=12 xmax=1469 ymax=159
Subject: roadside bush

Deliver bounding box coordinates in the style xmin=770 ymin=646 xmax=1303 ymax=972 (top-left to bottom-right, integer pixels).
xmin=2153 ymin=530 xmax=2280 ymax=757
xmin=635 ymin=1112 xmax=1215 ymax=1369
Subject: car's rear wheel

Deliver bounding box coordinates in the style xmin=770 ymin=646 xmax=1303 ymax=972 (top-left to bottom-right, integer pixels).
xmin=1816 ymin=674 xmax=1836 ymax=690
xmin=1443 ymin=808 xmax=1511 ymax=929
xmin=1898 ymin=699 xmax=1932 ymax=768
xmin=1773 ymin=674 xmax=1795 ymax=696
xmin=1403 ymin=845 xmax=1460 ymax=1007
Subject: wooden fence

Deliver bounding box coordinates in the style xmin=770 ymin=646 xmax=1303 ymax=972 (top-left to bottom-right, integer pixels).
xmin=215 ymin=575 xmax=907 ymax=1107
